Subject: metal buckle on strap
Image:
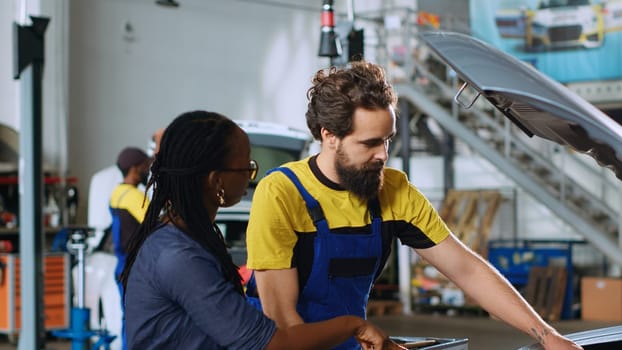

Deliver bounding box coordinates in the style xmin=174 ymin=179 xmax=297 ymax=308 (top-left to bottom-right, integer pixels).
xmin=308 ymin=205 xmax=325 ymax=223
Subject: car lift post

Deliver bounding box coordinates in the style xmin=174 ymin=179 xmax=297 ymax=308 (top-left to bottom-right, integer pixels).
xmin=52 ymin=227 xmax=116 ymax=350
xmin=13 ymin=15 xmax=49 ymax=350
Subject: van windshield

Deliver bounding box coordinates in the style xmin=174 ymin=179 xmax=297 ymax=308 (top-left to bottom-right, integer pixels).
xmin=250 ymin=145 xmax=304 ymax=184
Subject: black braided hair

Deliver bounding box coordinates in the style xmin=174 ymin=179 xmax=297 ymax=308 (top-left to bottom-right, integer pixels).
xmin=119 ymin=111 xmax=244 ymax=296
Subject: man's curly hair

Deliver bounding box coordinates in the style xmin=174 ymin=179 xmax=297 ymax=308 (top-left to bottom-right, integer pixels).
xmin=305 ymin=61 xmax=397 ymax=140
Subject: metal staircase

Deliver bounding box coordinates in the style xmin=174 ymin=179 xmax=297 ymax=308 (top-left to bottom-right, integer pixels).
xmin=392 ymin=52 xmax=622 ymax=266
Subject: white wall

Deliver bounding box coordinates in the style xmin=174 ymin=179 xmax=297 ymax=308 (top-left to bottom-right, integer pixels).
xmin=1 ymin=0 xmax=330 ymax=220
xmin=65 ymin=0 xmax=421 ymax=221
xmin=0 ymin=1 xmax=69 ymax=171
xmin=0 ymin=2 xmax=19 ymax=133
xmin=66 ymin=0 xmax=330 ymax=219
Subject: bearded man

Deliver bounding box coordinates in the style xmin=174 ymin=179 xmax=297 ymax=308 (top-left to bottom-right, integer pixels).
xmin=245 ymin=61 xmax=581 ymax=350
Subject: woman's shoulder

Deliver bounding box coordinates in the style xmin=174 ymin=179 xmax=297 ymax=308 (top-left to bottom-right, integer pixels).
xmin=142 ymin=225 xmax=220 ymax=272
xmin=144 ymin=225 xmax=206 ymax=257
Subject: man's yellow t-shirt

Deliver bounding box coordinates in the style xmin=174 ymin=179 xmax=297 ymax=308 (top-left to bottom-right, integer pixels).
xmin=246 ymin=156 xmax=450 ymax=288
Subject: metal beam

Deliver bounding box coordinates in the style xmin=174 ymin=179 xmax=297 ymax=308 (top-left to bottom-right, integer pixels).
xmin=13 ymin=16 xmax=49 ymax=350
xmin=397 ymin=98 xmax=412 ymax=315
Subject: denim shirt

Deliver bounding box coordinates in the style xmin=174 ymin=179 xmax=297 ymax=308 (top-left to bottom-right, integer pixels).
xmin=125 ymin=224 xmax=275 ymax=349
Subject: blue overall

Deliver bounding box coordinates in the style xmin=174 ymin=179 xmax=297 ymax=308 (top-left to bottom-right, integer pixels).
xmin=109 ymin=206 xmax=127 ymax=350
xmin=109 ymin=206 xmax=126 ymax=295
xmin=249 ymin=167 xmax=383 ymax=350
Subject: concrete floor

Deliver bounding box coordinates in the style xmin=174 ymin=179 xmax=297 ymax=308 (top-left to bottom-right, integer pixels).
xmin=0 ymin=313 xmax=618 ymax=350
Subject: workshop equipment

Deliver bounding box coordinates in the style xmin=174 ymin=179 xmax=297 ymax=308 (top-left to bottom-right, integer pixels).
xmin=51 ymin=227 xmax=116 ymax=350
xmin=0 ymin=252 xmax=70 ymax=344
xmin=391 ymin=336 xmax=468 ymax=349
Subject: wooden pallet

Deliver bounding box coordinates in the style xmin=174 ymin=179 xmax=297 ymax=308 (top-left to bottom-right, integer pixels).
xmin=524 ymin=266 xmax=567 ymax=321
xmin=439 ymin=189 xmax=503 ymax=256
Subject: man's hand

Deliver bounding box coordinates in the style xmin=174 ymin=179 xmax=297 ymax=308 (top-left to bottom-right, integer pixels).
xmin=539 ymin=330 xmax=583 ymax=350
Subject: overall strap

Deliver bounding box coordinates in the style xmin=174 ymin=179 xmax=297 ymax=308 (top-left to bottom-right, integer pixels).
xmin=368 ymin=197 xmax=381 ymax=220
xmin=266 ymin=167 xmax=330 ymax=233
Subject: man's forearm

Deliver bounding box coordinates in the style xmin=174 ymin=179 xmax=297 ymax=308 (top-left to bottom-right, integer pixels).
xmin=448 ymin=251 xmax=555 ymax=342
xmin=420 ymin=237 xmax=555 ymax=343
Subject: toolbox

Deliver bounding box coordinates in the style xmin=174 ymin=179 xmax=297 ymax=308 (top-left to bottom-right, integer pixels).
xmin=0 ymin=253 xmax=71 ymax=337
xmin=391 ymin=336 xmax=468 ymax=349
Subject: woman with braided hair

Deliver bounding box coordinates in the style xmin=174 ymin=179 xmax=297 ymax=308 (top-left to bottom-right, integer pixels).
xmin=119 ymin=110 xmax=404 ymax=350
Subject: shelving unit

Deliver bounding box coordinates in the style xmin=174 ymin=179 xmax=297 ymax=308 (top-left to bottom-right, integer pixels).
xmin=487 ymin=239 xmax=586 ymax=320
xmin=0 ymin=174 xmax=78 ymax=252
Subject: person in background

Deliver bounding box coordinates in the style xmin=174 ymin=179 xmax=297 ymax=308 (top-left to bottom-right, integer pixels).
xmin=119 ymin=110 xmax=405 ymax=350
xmin=82 ymin=128 xmax=165 ymax=350
xmin=245 ymin=61 xmax=583 ymax=350
xmin=88 ymin=128 xmax=164 ymax=251
xmin=110 ymin=146 xmax=153 ymax=350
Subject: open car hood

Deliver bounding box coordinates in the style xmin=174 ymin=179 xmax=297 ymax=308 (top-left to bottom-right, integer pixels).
xmin=420 ymin=31 xmax=622 ymax=180
xmin=518 ymin=325 xmax=622 ymax=349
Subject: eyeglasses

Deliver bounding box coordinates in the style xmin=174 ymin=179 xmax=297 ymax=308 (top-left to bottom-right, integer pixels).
xmin=220 ymin=159 xmax=259 ymax=181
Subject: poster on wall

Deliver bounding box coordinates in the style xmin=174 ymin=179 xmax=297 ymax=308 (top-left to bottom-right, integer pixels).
xmin=469 ymin=0 xmax=622 ymax=83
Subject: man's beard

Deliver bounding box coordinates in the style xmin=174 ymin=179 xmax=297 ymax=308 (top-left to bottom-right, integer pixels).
xmin=335 ymin=146 xmax=384 ymax=201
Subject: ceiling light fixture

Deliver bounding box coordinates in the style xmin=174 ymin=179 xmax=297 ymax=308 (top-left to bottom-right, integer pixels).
xmin=318 ymin=0 xmax=342 ymax=57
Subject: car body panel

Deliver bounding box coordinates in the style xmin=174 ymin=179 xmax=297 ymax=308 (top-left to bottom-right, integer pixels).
xmin=419 ymin=31 xmax=622 ymax=180
xmin=419 ymin=30 xmax=622 ymax=348
xmin=518 ymin=324 xmax=622 ymax=349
